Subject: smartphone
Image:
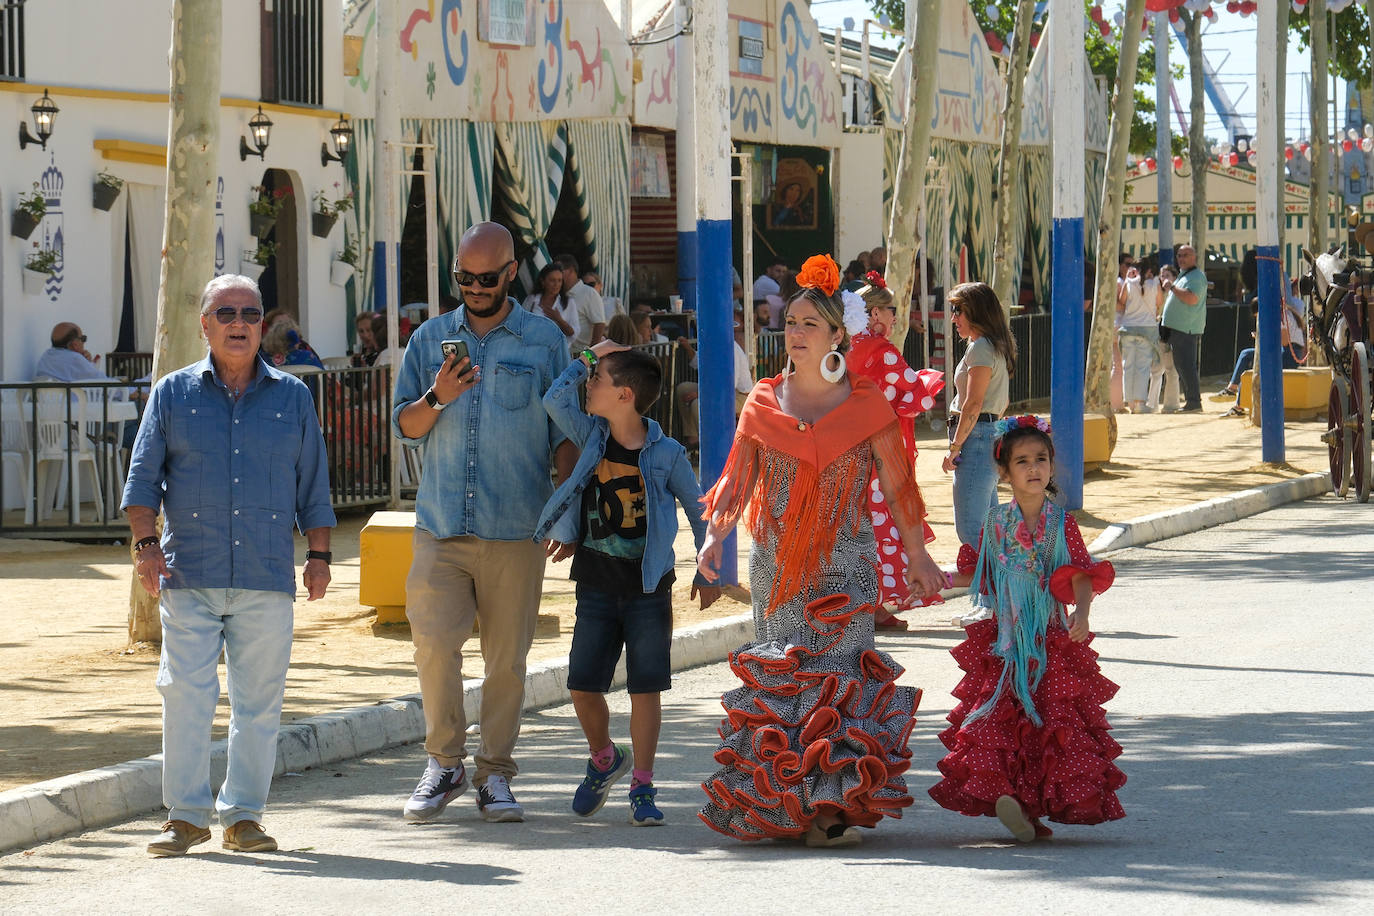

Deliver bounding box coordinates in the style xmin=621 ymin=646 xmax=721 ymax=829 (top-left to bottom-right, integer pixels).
xmin=440 ymin=339 xmax=469 ymax=366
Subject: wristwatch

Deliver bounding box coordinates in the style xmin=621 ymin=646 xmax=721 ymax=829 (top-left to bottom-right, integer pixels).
xmin=581 ymin=348 xmax=598 ymax=369
xmin=423 ymin=388 xmax=448 ymax=410
xmin=306 ymin=550 xmax=332 ymax=564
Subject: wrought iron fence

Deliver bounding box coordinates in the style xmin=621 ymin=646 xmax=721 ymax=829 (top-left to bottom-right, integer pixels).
xmin=105 ymin=352 xmax=154 ymax=383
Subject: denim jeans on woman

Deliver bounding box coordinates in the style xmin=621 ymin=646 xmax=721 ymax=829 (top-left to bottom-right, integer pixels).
xmin=951 ymin=420 xmax=999 ymax=547
xmin=1118 ymin=326 xmax=1159 ymax=405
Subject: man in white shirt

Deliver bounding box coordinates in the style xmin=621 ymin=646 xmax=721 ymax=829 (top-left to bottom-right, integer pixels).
xmin=557 ymin=253 xmax=607 ymax=355
xmin=751 ymin=257 xmax=788 ymax=304
xmin=673 ymin=308 xmax=754 ymax=451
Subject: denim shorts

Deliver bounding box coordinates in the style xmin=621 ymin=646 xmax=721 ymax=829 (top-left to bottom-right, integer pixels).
xmin=567 ymin=583 xmax=673 ymax=694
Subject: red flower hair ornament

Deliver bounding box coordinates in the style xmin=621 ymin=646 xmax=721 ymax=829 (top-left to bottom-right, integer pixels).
xmin=864 ymin=270 xmax=887 ymax=290
xmin=992 ymin=414 xmax=1053 ymax=460
xmin=796 ymin=254 xmax=841 ymax=297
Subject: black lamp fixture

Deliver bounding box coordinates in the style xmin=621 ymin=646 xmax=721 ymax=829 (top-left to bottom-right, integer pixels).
xmin=239 ymin=106 xmax=273 ymax=161
xmin=18 ymin=89 xmax=59 ymax=151
xmin=321 ymin=113 xmax=354 ymax=166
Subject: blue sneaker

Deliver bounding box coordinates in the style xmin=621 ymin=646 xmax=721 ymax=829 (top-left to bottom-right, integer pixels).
xmin=571 ymin=744 xmax=631 ymax=816
xmin=628 ymin=784 xmax=663 ymax=826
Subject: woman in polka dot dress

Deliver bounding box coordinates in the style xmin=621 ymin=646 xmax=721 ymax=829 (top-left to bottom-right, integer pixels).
xmin=845 ymin=273 xmax=945 ymax=628
xmin=928 ymin=417 xmax=1124 ymax=842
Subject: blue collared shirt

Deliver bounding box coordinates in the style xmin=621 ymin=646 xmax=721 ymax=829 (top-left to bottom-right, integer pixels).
xmin=392 ymin=301 xmax=570 ymax=541
xmin=34 ymin=347 xmax=126 ymax=389
xmin=121 ymin=353 xmax=336 ymax=595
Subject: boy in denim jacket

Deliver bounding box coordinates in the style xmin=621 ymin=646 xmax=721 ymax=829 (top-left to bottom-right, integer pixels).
xmin=535 ymin=340 xmax=720 ymax=825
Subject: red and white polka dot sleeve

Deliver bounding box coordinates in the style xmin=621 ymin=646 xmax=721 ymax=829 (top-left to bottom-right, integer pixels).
xmin=1049 ymin=513 xmax=1115 ymax=604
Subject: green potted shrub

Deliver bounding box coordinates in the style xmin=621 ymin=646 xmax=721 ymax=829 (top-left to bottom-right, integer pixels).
xmin=22 ymin=246 xmax=59 ymax=295
xmin=11 ymin=183 xmax=45 ymax=239
xmin=93 ymin=169 xmax=125 ymax=211
xmin=240 ymin=240 xmax=276 ymax=281
xmin=248 ymin=185 xmax=285 ymax=238
xmin=312 ymin=184 xmax=354 ymax=238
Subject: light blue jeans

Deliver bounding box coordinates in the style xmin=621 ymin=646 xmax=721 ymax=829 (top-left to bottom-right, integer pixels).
xmin=951 ymin=420 xmax=1000 ymax=548
xmin=158 ymin=587 xmax=294 ymax=828
xmin=1118 ymin=326 xmax=1159 ymax=405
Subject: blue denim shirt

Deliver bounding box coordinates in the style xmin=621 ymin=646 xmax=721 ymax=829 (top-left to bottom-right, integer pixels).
xmin=533 ymin=360 xmax=708 ymax=593
xmin=392 ymin=302 xmax=570 ymax=540
xmin=121 ymin=354 xmax=336 ymax=595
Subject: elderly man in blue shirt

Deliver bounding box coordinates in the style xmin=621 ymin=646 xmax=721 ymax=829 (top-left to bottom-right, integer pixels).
xmin=34 ymin=322 xmax=121 ymax=383
xmin=393 ymin=222 xmax=576 ymax=824
xmin=121 ymin=275 xmax=335 ymax=857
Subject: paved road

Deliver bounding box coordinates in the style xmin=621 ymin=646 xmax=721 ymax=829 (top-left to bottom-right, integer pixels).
xmin=3 ymin=497 xmax=1373 ymax=914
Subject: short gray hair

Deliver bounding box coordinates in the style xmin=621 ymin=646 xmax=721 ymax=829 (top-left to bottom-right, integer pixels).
xmin=199 ymin=274 xmax=263 ymax=314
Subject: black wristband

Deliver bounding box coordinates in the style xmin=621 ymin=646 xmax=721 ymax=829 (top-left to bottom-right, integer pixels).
xmin=134 ymin=536 xmax=159 ymax=554
xmin=306 ymin=550 xmax=332 ymax=564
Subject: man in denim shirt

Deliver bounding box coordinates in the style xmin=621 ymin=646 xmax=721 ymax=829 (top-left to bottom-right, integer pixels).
xmin=122 ymin=275 xmax=335 ymax=857
xmin=393 ymin=222 xmax=576 ymax=823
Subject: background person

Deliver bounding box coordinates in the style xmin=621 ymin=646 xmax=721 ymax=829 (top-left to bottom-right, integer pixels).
xmin=523 ymin=263 xmax=579 ymax=342
xmin=1147 ymin=265 xmax=1181 ymax=413
xmin=122 ymin=274 xmax=334 ymax=857
xmin=35 ymin=322 xmax=118 ymax=382
xmin=557 ymin=253 xmax=607 ymax=355
xmin=943 ymin=282 xmax=1015 ymax=549
xmin=1117 ymin=257 xmax=1160 ymax=414
xmin=260 ymin=315 xmax=324 ymax=369
xmin=1159 ymin=244 xmax=1207 ymax=413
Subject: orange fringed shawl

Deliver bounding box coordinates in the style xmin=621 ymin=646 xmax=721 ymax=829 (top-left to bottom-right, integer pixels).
xmin=702 ymin=374 xmax=927 ymax=615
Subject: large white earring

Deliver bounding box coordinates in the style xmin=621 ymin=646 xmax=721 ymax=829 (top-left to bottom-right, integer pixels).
xmin=784 ymin=356 xmax=796 ymax=376
xmin=819 ymin=346 xmax=846 ymax=384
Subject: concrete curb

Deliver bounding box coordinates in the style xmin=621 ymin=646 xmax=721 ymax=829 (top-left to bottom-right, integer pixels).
xmin=0 ymin=471 xmax=1330 ymax=854
xmin=0 ymin=611 xmax=754 ymax=855
xmin=1087 ymin=470 xmax=1331 ymax=556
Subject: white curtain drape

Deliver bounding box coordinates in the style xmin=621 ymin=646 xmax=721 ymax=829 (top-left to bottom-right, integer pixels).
xmin=126 ymin=183 xmax=165 ymax=351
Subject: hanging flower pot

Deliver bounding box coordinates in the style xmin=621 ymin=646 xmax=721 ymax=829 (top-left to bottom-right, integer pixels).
xmin=311 ymin=210 xmax=338 ymax=238
xmin=330 ymin=259 xmax=355 ymax=287
xmin=93 ymin=181 xmax=122 ymax=211
xmin=239 ymin=260 xmax=266 ymax=281
xmin=11 ymin=209 xmax=40 ymax=240
xmin=250 ymin=211 xmax=277 ymax=238
xmin=22 ymin=267 xmax=49 ymax=295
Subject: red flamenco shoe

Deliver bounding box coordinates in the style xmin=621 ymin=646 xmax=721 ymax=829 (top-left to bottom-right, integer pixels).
xmin=873 ymin=608 xmax=909 ymax=631
xmin=1032 ymin=820 xmax=1053 ymax=840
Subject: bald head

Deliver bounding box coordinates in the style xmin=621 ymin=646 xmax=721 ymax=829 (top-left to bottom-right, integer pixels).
xmin=458 ymin=222 xmax=515 ymax=264
xmin=51 ymin=322 xmax=81 ymax=349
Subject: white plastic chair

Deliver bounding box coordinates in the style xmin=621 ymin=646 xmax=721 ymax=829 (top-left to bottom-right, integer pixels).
xmin=33 ymin=388 xmax=105 ymax=523
xmin=1 ymin=387 xmax=36 ymax=524
xmin=322 ymin=356 xmax=352 ymax=370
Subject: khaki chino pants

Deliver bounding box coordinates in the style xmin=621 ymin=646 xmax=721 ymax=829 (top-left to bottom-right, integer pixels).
xmin=406 ymin=531 xmax=546 ymax=783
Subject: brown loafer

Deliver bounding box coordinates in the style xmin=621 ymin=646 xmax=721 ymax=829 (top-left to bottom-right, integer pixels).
xmin=222 ymin=820 xmax=278 ymax=853
xmin=147 ymin=819 xmax=211 ymax=857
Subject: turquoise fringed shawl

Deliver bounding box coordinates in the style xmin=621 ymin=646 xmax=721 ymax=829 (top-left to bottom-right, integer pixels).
xmin=965 ymin=500 xmax=1071 ymax=727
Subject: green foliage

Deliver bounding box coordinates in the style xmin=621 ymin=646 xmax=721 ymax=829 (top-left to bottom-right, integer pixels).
xmin=251 ymin=240 xmax=277 ymax=266
xmin=338 ymin=233 xmax=360 ymax=268
xmin=17 ymin=182 xmax=46 ymax=220
xmin=1290 ymin=3 xmax=1370 ymax=88
xmin=96 ymin=169 xmax=124 ymax=191
xmin=26 ymin=247 xmax=59 ymax=275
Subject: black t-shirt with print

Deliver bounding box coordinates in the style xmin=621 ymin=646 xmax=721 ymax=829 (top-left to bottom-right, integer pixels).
xmin=571 ymin=435 xmax=672 ymax=595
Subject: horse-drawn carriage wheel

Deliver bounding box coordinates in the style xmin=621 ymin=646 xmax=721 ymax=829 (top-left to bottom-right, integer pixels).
xmin=1353 ymin=343 xmax=1373 ymax=503
xmin=1328 ymin=377 xmax=1352 ymax=497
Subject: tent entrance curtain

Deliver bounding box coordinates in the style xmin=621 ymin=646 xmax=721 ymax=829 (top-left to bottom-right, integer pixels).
xmin=565 ymin=119 xmax=631 ymax=306
xmin=121 ymin=182 xmax=163 ymax=351
xmin=493 ymin=121 xmax=562 ymax=300
xmin=432 ymin=119 xmax=494 ymax=298
xmin=344 ymin=118 xmax=423 ymax=313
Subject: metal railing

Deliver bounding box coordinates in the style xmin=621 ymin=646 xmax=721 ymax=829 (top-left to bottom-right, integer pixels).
xmin=105 ymin=352 xmax=153 ymax=383
xmin=310 ymin=364 xmax=394 ymax=509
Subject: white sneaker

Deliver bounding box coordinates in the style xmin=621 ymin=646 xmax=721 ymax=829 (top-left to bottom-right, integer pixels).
xmin=403 ymin=757 xmax=468 ymax=822
xmin=476 ymin=774 xmax=524 ymax=822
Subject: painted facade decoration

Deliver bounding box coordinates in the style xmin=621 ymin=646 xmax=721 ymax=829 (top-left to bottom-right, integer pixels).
xmin=1019 ymin=23 xmax=1109 ymax=153
xmin=343 ymin=0 xmax=634 ymax=122
xmin=39 ymin=157 xmax=66 ymax=303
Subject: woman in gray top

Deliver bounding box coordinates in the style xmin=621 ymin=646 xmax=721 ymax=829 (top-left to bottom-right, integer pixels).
xmin=942 ymin=282 xmax=1016 ymax=547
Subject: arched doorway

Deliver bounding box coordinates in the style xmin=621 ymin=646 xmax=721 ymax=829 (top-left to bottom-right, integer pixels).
xmin=254 ymin=168 xmax=301 ymax=320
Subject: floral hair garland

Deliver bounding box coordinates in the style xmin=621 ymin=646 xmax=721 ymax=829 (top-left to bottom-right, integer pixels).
xmin=864 ymin=270 xmax=886 ymax=289
xmin=796 ymin=254 xmax=840 ymax=297
xmin=992 ymin=414 xmax=1052 ymax=459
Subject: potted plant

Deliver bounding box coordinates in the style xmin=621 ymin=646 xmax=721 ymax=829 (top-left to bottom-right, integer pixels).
xmin=330 ymin=233 xmax=359 ymax=287
xmin=22 ymin=247 xmax=58 ymax=295
xmin=11 ymin=183 xmax=45 ymax=239
xmin=248 ymin=185 xmax=285 ymax=238
xmin=312 ymin=183 xmax=354 ymax=238
xmin=93 ymin=169 xmax=125 ymax=211
xmin=240 ymin=240 xmax=275 ymax=281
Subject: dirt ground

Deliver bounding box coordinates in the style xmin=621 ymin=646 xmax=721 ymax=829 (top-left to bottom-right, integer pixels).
xmin=0 ymin=394 xmax=1333 ymax=792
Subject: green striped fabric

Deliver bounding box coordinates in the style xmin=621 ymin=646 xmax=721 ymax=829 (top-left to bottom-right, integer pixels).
xmin=432 ymin=118 xmax=494 ymax=296
xmin=567 ymin=119 xmax=632 ymax=304
xmin=494 ymin=121 xmax=560 ymax=300
xmin=344 ymin=118 xmax=421 ymax=311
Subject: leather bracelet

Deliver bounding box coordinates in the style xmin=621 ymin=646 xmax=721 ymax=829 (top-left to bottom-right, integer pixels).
xmin=306 ymin=550 xmax=332 ymax=564
xmin=133 ymin=536 xmax=159 ymax=554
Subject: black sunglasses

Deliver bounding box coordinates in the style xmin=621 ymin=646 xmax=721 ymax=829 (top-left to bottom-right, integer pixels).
xmin=453 ymin=260 xmax=515 ymax=289
xmin=212 ymin=307 xmax=263 ymax=325
xmin=950 ymin=305 xmax=963 ymax=317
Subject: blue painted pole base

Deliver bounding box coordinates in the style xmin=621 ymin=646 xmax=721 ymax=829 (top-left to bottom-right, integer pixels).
xmin=1255 ymin=244 xmax=1286 ymax=462
xmin=697 ymin=217 xmax=737 ymax=585
xmin=1050 ymin=217 xmax=1085 ymax=510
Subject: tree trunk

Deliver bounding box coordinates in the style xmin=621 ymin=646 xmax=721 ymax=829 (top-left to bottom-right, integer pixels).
xmin=128 ymin=0 xmax=223 ymax=646
xmin=990 ymin=0 xmax=1038 ymax=314
xmin=1309 ymin=0 xmax=1329 ymax=256
xmin=1086 ymin=0 xmax=1148 ymax=444
xmin=1183 ymin=10 xmax=1207 ymax=257
xmin=886 ymin=0 xmax=944 ymax=351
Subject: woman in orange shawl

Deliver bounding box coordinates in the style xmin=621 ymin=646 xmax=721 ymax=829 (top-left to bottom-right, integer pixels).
xmin=696 ymin=255 xmax=945 ymax=848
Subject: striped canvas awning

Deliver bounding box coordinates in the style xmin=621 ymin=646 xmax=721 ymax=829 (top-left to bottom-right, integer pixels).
xmin=567 ymin=119 xmax=632 ymax=305
xmin=432 ymin=119 xmax=494 ymax=296
xmin=494 ymin=121 xmax=562 ymax=299
xmin=345 ymin=118 xmax=423 ymax=312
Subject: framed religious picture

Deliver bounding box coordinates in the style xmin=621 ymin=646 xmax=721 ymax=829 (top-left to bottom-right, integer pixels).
xmin=766 ymin=158 xmax=818 ymax=230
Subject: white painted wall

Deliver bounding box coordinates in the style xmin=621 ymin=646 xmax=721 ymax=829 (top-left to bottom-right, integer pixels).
xmin=833 ymin=131 xmax=885 ymax=265
xmin=1 ymin=1 xmax=348 ymax=380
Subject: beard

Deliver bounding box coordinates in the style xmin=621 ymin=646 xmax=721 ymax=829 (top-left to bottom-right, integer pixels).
xmin=464 ymin=279 xmax=511 ymax=318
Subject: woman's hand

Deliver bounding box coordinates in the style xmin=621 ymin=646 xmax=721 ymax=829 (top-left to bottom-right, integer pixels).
xmin=696 ymin=530 xmax=723 ymax=583
xmin=904 ymin=547 xmax=946 ymax=599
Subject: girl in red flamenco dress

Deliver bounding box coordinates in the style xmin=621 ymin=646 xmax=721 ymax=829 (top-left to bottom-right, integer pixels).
xmin=928 ymin=416 xmax=1124 ymax=842
xmin=844 ymin=272 xmax=945 ymax=628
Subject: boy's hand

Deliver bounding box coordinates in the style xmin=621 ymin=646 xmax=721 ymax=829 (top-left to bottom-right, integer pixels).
xmin=543 ymin=539 xmax=576 ymax=562
xmin=591 ymin=339 xmax=628 ymax=359
xmin=691 ymin=583 xmax=722 ymax=610
xmin=696 ymin=537 xmax=722 ymax=583
xmin=1067 ymin=607 xmax=1091 ymax=642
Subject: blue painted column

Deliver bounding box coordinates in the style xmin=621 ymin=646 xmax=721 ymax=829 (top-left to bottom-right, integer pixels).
xmin=675 ymin=0 xmax=699 ymax=312
xmin=1048 ymin=0 xmax=1084 ymax=509
xmin=1254 ymin=3 xmax=1285 ymax=459
xmin=695 ymin=0 xmax=737 ymax=584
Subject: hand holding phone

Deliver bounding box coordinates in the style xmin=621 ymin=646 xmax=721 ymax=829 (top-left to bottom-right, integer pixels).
xmin=435 ymin=338 xmax=478 ymax=403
